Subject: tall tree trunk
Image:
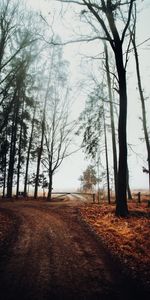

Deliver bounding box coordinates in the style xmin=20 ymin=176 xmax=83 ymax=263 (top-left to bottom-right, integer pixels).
xmin=104 ymin=43 xmax=118 ymax=199
xmin=34 ymin=63 xmax=52 ymax=199
xmin=47 ymin=170 xmax=53 ymax=201
xmin=2 ymin=147 xmax=7 ymax=198
xmin=7 ymin=98 xmax=19 ymax=198
xmin=3 ymin=156 xmax=7 ymax=197
xmin=115 ymin=43 xmax=129 ymax=216
xmin=7 ymin=124 xmax=14 ymax=198
xmin=34 ymin=119 xmax=45 ymax=199
xmin=103 ymin=105 xmax=111 ymax=204
xmin=132 ymin=30 xmax=150 ymax=192
xmin=97 ymin=155 xmax=100 ymax=204
xmin=0 ymin=34 xmax=5 ymax=71
xmin=24 ymin=106 xmax=36 ymax=196
xmin=47 ymin=143 xmax=53 ymax=201
xmin=16 ymin=106 xmax=24 ymax=198
xmin=2 ymin=128 xmax=7 ymax=197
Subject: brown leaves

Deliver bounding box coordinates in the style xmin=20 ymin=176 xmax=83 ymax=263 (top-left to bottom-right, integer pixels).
xmin=80 ymin=203 xmax=150 ymax=287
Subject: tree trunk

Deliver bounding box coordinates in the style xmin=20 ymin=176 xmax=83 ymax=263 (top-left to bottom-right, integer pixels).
xmin=24 ymin=106 xmax=36 ymax=196
xmin=97 ymin=157 xmax=100 ymax=204
xmin=34 ymin=67 xmax=51 ymax=199
xmin=103 ymin=105 xmax=111 ymax=204
xmin=34 ymin=119 xmax=45 ymax=199
xmin=132 ymin=32 xmax=150 ymax=192
xmin=104 ymin=43 xmax=118 ymax=199
xmin=0 ymin=34 xmax=5 ymax=71
xmin=115 ymin=44 xmax=129 ymax=216
xmin=16 ymin=106 xmax=24 ymax=198
xmin=7 ymin=99 xmax=19 ymax=198
xmin=47 ymin=171 xmax=53 ymax=201
xmin=2 ymin=147 xmax=7 ymax=198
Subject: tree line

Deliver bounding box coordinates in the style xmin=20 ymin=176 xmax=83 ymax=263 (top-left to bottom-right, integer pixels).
xmin=0 ymin=0 xmax=74 ymax=201
xmin=0 ymin=0 xmax=149 ymax=217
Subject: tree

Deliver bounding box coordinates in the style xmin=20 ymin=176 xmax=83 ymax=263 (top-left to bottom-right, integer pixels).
xmin=0 ymin=128 xmax=9 ymax=196
xmin=0 ymin=0 xmax=38 ymax=137
xmin=33 ymin=44 xmax=71 ymax=200
xmin=34 ymin=49 xmax=55 ymax=199
xmin=6 ymin=62 xmax=23 ymax=198
xmin=58 ymin=0 xmax=135 ymax=216
xmin=0 ymin=1 xmax=70 ymax=198
xmin=130 ymin=4 xmax=150 ymax=192
xmin=79 ymin=165 xmax=97 ymax=192
xmin=29 ymin=172 xmax=48 ymax=197
xmin=6 ymin=55 xmax=35 ymax=197
xmin=104 ymin=42 xmax=117 ymax=200
xmin=77 ymin=80 xmax=111 ymax=203
xmin=44 ymin=92 xmax=75 ymax=201
xmin=103 ymin=101 xmax=111 ymax=204
xmin=24 ymin=104 xmax=37 ymax=196
xmin=77 ymin=84 xmax=103 ymax=160
xmin=34 ymin=108 xmax=45 ymax=199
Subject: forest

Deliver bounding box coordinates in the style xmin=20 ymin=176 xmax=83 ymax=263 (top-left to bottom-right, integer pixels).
xmin=0 ymin=1 xmax=150 ymax=299
xmin=0 ymin=0 xmax=149 ymax=216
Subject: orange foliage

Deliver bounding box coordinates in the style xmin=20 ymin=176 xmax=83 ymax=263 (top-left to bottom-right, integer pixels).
xmin=80 ymin=202 xmax=150 ymax=287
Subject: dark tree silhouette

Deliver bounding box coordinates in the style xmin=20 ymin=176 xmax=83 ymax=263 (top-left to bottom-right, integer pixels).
xmin=58 ymin=0 xmax=135 ymax=216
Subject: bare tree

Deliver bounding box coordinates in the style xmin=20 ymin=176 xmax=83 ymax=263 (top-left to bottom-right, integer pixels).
xmin=34 ymin=103 xmax=46 ymax=199
xmin=130 ymin=5 xmax=150 ymax=192
xmin=0 ymin=0 xmax=37 ymax=74
xmin=24 ymin=105 xmax=37 ymax=196
xmin=57 ymin=0 xmax=135 ymax=216
xmin=103 ymin=100 xmax=111 ymax=204
xmin=44 ymin=89 xmax=75 ymax=200
xmin=34 ymin=44 xmax=70 ymax=199
xmin=103 ymin=42 xmax=117 ymax=200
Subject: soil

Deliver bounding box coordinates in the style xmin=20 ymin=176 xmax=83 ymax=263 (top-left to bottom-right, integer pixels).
xmin=0 ymin=196 xmax=149 ymax=300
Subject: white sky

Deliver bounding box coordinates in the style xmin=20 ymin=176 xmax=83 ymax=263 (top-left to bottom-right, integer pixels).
xmin=26 ymin=0 xmax=150 ymax=191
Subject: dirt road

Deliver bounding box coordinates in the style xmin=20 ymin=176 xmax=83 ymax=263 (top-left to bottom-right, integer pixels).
xmin=0 ymin=197 xmax=148 ymax=300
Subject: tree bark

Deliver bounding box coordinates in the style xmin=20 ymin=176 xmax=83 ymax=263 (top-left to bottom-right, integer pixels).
xmin=132 ymin=30 xmax=150 ymax=192
xmin=103 ymin=104 xmax=111 ymax=204
xmin=24 ymin=106 xmax=36 ymax=196
xmin=7 ymin=95 xmax=19 ymax=198
xmin=114 ymin=43 xmax=129 ymax=216
xmin=16 ymin=106 xmax=24 ymax=198
xmin=2 ymin=142 xmax=7 ymax=198
xmin=104 ymin=43 xmax=118 ymax=199
xmin=47 ymin=171 xmax=53 ymax=201
xmin=34 ymin=119 xmax=45 ymax=199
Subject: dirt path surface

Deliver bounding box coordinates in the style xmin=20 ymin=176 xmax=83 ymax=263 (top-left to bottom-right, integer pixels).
xmin=0 ymin=197 xmax=148 ymax=300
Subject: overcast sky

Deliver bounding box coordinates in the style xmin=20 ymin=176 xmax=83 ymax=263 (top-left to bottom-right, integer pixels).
xmin=26 ymin=0 xmax=150 ymax=191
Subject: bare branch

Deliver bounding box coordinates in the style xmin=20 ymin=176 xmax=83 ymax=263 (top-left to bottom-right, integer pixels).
xmin=47 ymin=35 xmax=109 ymax=46
xmin=121 ymin=0 xmax=135 ymax=43
xmin=0 ymin=38 xmax=37 ymax=71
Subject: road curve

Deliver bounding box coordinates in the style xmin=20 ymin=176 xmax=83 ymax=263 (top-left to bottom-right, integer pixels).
xmin=0 ymin=198 xmax=148 ymax=300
